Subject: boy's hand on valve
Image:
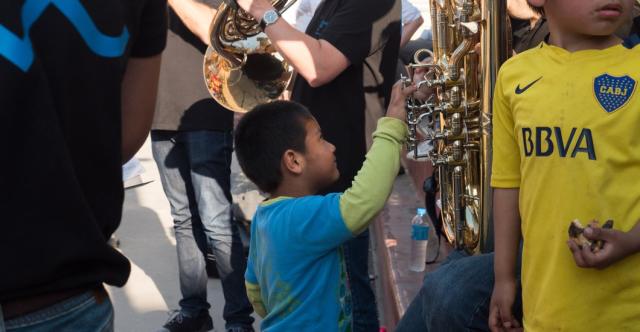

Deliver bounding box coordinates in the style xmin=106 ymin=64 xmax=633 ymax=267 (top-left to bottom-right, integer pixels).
xmin=387 ymin=80 xmax=417 ymax=121
xmin=410 ymin=57 xmax=435 ymax=101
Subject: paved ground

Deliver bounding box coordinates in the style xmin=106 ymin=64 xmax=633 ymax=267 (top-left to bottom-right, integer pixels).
xmin=107 ymin=139 xmax=262 ymax=332
xmin=109 ymin=145 xmax=436 ymax=332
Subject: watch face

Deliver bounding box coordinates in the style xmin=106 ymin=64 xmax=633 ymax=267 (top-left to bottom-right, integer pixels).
xmin=265 ymin=10 xmax=279 ymax=24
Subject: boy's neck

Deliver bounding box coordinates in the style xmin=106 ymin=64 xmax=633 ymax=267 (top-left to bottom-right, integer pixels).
xmin=547 ymin=31 xmax=622 ymax=52
xmin=270 ymin=181 xmax=317 ymax=199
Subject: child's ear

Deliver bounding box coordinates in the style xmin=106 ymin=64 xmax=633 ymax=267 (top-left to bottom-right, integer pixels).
xmin=282 ymin=149 xmax=305 ymax=175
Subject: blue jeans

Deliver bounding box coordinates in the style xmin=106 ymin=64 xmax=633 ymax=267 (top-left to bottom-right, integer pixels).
xmin=343 ymin=230 xmax=379 ymax=332
xmin=151 ymin=130 xmax=253 ymax=328
xmin=0 ymin=290 xmax=113 ymax=332
xmin=396 ymin=250 xmax=523 ymax=332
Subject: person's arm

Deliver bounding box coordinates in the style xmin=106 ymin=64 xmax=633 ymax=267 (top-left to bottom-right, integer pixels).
xmin=486 ymin=66 xmax=523 ymax=331
xmin=400 ymin=16 xmax=423 ymax=48
xmin=411 ymin=56 xmax=436 ymax=100
xmin=245 ymin=281 xmax=267 ymax=317
xmin=338 ymin=82 xmax=416 ymax=234
xmin=121 ymin=55 xmax=163 ymax=163
xmin=267 ymin=19 xmax=349 ymax=87
xmin=506 ymin=0 xmax=540 ymax=22
xmin=168 ymin=0 xmax=218 ymax=45
xmin=400 ymin=0 xmax=423 ymax=48
xmin=121 ymin=0 xmax=168 ymax=163
xmin=567 ymin=219 xmax=640 ymax=269
xmin=489 ymin=188 xmax=522 ymax=332
xmin=235 ymin=0 xmax=350 ymax=87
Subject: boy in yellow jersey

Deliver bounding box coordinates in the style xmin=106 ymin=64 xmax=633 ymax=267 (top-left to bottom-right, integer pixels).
xmin=489 ymin=0 xmax=640 ymax=331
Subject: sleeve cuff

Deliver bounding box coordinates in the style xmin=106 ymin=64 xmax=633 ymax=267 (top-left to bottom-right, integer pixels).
xmin=373 ymin=117 xmax=409 ymax=144
xmin=402 ymin=10 xmax=421 ymax=24
xmin=490 ymin=177 xmax=521 ymax=188
xmin=246 ymin=280 xmax=260 ymax=289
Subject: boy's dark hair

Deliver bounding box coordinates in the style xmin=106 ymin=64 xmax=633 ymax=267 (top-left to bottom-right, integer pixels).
xmin=234 ymin=101 xmax=313 ymax=193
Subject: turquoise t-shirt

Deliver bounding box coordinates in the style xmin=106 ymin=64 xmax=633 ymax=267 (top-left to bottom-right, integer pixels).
xmin=245 ymin=193 xmax=354 ymax=331
xmin=244 ymin=117 xmax=408 ymax=330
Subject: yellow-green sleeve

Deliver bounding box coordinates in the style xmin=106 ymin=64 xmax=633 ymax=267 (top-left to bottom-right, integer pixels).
xmin=339 ymin=117 xmax=408 ymax=234
xmin=245 ymin=281 xmax=267 ymax=317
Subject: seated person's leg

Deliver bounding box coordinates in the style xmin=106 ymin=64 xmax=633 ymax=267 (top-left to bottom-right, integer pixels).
xmin=396 ymin=251 xmax=522 ymax=332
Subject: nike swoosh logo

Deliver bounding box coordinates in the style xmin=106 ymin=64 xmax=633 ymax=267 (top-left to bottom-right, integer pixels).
xmin=515 ymin=76 xmax=543 ymax=94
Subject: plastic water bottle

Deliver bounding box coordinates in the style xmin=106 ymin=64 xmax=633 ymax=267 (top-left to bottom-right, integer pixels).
xmin=409 ymin=208 xmax=429 ymax=272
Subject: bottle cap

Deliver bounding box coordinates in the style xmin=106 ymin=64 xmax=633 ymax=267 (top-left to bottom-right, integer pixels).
xmin=417 ymin=208 xmax=426 ymax=216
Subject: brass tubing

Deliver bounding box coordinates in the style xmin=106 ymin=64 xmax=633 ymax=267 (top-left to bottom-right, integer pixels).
xmin=438 ymin=164 xmax=449 ymax=220
xmin=430 ymin=0 xmax=440 ymax=60
xmin=453 ymin=166 xmax=464 ymax=249
xmin=478 ymin=0 xmax=509 ymax=252
xmin=449 ymin=38 xmax=475 ymax=81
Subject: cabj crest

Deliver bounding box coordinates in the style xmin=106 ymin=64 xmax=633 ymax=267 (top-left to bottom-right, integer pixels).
xmin=593 ymin=74 xmax=636 ymax=113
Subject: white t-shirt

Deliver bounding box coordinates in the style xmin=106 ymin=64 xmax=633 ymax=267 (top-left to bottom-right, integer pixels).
xmin=294 ymin=0 xmax=323 ymax=32
xmin=401 ymin=0 xmax=421 ymax=24
xmin=294 ymin=0 xmax=421 ymax=32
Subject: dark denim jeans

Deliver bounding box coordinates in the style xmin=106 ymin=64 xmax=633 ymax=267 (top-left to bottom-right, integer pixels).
xmin=151 ymin=130 xmax=253 ymax=329
xmin=0 ymin=290 xmax=113 ymax=332
xmin=343 ymin=229 xmax=379 ymax=332
xmin=396 ymin=250 xmax=523 ymax=332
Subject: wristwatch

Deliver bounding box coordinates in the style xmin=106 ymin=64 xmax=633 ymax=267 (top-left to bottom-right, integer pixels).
xmin=260 ymin=9 xmax=280 ymax=30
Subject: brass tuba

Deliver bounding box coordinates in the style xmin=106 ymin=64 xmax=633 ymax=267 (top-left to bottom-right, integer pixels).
xmin=203 ymin=0 xmax=296 ymax=112
xmin=404 ymin=0 xmax=511 ymax=254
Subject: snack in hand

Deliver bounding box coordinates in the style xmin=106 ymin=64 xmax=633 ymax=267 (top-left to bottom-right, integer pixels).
xmin=568 ymin=219 xmax=614 ymax=253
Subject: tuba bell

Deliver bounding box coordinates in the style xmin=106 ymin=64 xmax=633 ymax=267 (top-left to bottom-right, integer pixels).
xmin=404 ymin=0 xmax=511 ymax=254
xmin=203 ymin=0 xmax=296 ymax=112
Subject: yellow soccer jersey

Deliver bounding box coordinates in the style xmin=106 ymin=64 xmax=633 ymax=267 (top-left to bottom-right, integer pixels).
xmin=491 ymin=41 xmax=640 ymax=331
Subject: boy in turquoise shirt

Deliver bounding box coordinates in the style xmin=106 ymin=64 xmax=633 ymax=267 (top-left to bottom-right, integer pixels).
xmin=234 ymin=82 xmax=416 ymax=331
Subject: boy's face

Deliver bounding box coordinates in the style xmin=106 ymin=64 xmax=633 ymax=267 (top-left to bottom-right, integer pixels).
xmin=301 ymin=118 xmax=340 ymax=191
xmin=531 ymin=0 xmax=634 ymax=37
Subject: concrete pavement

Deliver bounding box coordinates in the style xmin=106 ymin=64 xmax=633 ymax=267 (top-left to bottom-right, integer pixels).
xmin=107 ymin=138 xmax=262 ymax=332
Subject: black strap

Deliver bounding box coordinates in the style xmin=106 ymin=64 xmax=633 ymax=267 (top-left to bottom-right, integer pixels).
xmin=363 ymin=60 xmax=383 ymax=96
xmin=423 ymin=176 xmax=443 ymax=240
xmin=424 ymin=175 xmax=443 ymax=264
xmin=363 ymin=86 xmax=380 ymax=93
